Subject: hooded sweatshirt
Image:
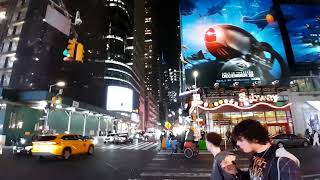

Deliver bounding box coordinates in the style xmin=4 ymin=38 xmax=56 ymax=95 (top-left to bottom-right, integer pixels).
xmin=237 ymin=145 xmax=301 ymax=180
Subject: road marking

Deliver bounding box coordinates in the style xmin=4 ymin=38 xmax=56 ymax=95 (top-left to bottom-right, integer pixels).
xmin=119 ymin=142 xmax=150 ymax=149
xmin=302 ymin=173 xmax=320 ymax=178
xmin=140 ymin=172 xmax=211 ymax=177
xmin=141 ymin=143 xmax=159 ymax=150
xmin=158 ymin=151 xmax=211 ymax=155
xmin=144 ymin=167 xmax=211 ymax=172
xmin=134 ymin=142 xmax=155 ymax=150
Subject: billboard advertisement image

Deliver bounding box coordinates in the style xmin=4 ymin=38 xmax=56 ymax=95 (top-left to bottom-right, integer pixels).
xmin=281 ymin=4 xmax=320 ymax=63
xmin=180 ymin=0 xmax=288 ymax=87
xmin=107 ymin=86 xmax=133 ymax=112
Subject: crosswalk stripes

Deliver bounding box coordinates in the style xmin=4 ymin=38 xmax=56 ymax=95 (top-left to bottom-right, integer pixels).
xmin=97 ymin=142 xmax=158 ymax=151
xmin=139 ymin=151 xmax=250 ymax=179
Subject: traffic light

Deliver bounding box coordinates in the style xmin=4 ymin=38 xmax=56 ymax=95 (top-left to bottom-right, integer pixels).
xmin=75 ymin=42 xmax=84 ymax=63
xmin=66 ymin=39 xmax=77 ymax=58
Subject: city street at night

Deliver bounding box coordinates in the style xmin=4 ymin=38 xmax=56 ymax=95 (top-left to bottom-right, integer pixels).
xmin=1 ymin=144 xmax=320 ymax=180
xmin=0 ymin=0 xmax=320 ymax=179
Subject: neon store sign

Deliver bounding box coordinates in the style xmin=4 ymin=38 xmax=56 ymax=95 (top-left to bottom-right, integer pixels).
xmin=238 ymin=92 xmax=279 ymax=103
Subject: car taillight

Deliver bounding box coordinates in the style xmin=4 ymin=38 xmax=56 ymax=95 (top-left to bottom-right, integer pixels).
xmin=33 ymin=141 xmax=60 ymax=145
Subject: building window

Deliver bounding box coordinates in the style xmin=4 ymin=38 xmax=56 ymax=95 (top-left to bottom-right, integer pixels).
xmin=12 ymin=26 xmax=17 ymax=35
xmin=16 ymin=12 xmax=22 ymax=21
xmin=9 ymin=112 xmax=17 ymax=128
xmin=8 ymin=41 xmax=13 ymax=51
xmin=4 ymin=57 xmax=9 ymax=68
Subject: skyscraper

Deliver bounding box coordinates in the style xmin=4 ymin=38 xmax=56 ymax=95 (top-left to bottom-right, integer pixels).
xmin=0 ymin=0 xmax=71 ymax=89
xmin=144 ymin=0 xmax=160 ymax=123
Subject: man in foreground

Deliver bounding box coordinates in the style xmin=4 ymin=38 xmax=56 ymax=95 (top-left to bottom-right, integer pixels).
xmin=206 ymin=132 xmax=237 ymax=180
xmin=225 ymin=119 xmax=301 ymax=180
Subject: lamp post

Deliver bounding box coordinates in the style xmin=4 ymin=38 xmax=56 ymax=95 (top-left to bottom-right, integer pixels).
xmin=45 ymin=81 xmax=66 ymax=131
xmin=193 ymin=71 xmax=198 ymax=88
xmin=49 ymin=81 xmax=66 ymax=93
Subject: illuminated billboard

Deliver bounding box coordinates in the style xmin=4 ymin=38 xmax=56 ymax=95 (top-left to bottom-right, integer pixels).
xmin=107 ymin=86 xmax=133 ymax=112
xmin=180 ymin=0 xmax=288 ymax=87
xmin=280 ymin=4 xmax=320 ymax=63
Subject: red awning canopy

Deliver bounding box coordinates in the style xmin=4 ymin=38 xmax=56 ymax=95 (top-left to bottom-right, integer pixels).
xmin=197 ymin=102 xmax=291 ymax=113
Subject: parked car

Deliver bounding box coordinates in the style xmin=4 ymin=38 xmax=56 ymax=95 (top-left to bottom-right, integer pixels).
xmin=271 ymin=134 xmax=309 ymax=148
xmin=114 ymin=133 xmax=133 ymax=144
xmin=13 ymin=137 xmax=33 ymax=155
xmin=32 ymin=134 xmax=94 ymax=160
xmin=104 ymin=133 xmax=118 ymax=144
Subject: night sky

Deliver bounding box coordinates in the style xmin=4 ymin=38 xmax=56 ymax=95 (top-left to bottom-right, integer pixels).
xmin=152 ymin=0 xmax=181 ymax=69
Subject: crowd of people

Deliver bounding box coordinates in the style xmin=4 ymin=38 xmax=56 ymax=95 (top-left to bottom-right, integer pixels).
xmin=159 ymin=126 xmax=205 ymax=153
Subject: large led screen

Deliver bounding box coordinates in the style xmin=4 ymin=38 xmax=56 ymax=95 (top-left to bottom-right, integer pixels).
xmin=281 ymin=4 xmax=320 ymax=63
xmin=107 ymin=86 xmax=133 ymax=112
xmin=181 ymin=0 xmax=288 ymax=87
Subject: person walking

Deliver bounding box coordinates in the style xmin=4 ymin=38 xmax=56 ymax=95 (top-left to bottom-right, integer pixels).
xmin=313 ymin=130 xmax=319 ymax=146
xmin=206 ymin=132 xmax=237 ymax=180
xmin=224 ymin=119 xmax=301 ymax=180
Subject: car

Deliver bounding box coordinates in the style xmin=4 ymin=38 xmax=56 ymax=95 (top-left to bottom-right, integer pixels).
xmin=13 ymin=137 xmax=33 ymax=155
xmin=114 ymin=133 xmax=133 ymax=144
xmin=271 ymin=134 xmax=310 ymax=148
xmin=104 ymin=133 xmax=118 ymax=144
xmin=32 ymin=134 xmax=94 ymax=160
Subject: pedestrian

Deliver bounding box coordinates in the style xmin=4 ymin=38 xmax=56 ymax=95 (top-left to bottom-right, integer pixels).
xmin=305 ymin=128 xmax=310 ymax=140
xmin=224 ymin=119 xmax=301 ymax=180
xmin=313 ymin=130 xmax=319 ymax=146
xmin=168 ymin=132 xmax=176 ymax=154
xmin=159 ymin=131 xmax=165 ymax=151
xmin=185 ymin=126 xmax=194 ymax=142
xmin=206 ymin=132 xmax=237 ymax=180
xmin=193 ymin=127 xmax=201 ymax=149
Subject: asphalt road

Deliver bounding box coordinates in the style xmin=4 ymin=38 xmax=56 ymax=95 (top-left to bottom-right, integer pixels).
xmin=0 ymin=143 xmax=320 ymax=180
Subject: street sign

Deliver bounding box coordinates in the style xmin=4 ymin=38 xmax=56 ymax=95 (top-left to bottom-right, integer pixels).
xmin=72 ymin=101 xmax=79 ymax=108
xmin=164 ymin=121 xmax=172 ymax=129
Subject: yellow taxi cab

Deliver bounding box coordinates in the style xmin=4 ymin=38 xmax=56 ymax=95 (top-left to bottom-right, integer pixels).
xmin=32 ymin=134 xmax=94 ymax=160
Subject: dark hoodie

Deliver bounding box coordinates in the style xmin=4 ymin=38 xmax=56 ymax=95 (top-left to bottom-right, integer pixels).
xmin=237 ymin=145 xmax=301 ymax=180
xmin=211 ymin=151 xmax=237 ymax=180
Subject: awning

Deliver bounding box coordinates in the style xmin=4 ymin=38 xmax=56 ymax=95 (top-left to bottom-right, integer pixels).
xmin=197 ymin=102 xmax=292 ymax=113
xmin=306 ymin=101 xmax=320 ymax=112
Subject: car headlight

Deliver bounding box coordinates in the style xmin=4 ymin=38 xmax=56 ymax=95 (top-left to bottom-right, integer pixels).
xmin=13 ymin=146 xmax=17 ymax=150
xmin=25 ymin=146 xmax=32 ymax=151
xmin=93 ymin=138 xmax=98 ymax=145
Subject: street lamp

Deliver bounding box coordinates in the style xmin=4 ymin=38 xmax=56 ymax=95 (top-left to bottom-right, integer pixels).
xmin=49 ymin=81 xmax=66 ymax=93
xmin=193 ymin=71 xmax=199 ymax=88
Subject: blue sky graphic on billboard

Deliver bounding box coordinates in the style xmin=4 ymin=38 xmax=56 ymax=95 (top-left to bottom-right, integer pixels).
xmin=281 ymin=4 xmax=320 ymax=63
xmin=180 ymin=0 xmax=287 ymax=88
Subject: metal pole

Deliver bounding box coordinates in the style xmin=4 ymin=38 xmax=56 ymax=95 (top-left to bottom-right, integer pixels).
xmin=45 ymin=109 xmax=50 ymax=130
xmin=195 ymin=76 xmax=197 ymax=89
xmin=82 ymin=115 xmax=87 ymax=136
xmin=98 ymin=117 xmax=101 ymax=136
xmin=106 ymin=119 xmax=109 ymax=134
xmin=67 ymin=111 xmax=72 ymax=133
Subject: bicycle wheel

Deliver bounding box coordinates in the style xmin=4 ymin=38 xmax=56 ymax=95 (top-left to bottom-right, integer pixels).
xmin=193 ymin=148 xmax=199 ymax=157
xmin=184 ymin=148 xmax=193 ymax=159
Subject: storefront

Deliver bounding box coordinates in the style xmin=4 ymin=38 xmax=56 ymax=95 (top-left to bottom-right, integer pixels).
xmin=193 ymin=91 xmax=293 ymax=138
xmin=280 ymin=91 xmax=320 ymax=135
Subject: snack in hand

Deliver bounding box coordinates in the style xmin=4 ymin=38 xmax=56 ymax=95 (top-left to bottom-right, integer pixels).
xmin=220 ymin=155 xmax=236 ymax=168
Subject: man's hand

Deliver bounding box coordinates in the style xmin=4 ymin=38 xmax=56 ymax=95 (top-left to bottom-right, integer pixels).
xmin=223 ymin=164 xmax=238 ymax=175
